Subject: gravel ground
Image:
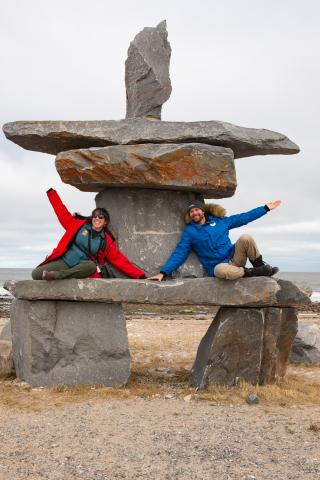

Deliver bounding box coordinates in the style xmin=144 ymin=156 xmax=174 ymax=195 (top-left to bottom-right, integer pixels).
xmin=1 ymin=305 xmax=320 ymax=479
xmin=0 ymin=399 xmax=320 ymax=480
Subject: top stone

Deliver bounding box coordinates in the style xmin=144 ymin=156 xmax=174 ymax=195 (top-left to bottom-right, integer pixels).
xmin=125 ymin=20 xmax=172 ymax=120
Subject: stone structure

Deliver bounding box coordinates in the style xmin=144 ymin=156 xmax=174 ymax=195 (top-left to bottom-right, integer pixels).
xmin=5 ymin=278 xmax=310 ymax=387
xmin=2 ymin=22 xmax=302 ymax=387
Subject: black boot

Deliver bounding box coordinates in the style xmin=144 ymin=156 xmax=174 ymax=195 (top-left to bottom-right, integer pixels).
xmin=250 ymin=255 xmax=279 ymax=276
xmin=244 ymin=264 xmax=274 ymax=277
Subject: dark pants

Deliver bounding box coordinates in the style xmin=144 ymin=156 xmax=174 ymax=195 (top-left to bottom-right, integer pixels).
xmin=32 ymin=258 xmax=97 ymax=280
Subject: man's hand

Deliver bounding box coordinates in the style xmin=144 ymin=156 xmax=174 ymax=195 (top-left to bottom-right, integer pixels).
xmin=266 ymin=200 xmax=281 ymax=210
xmin=148 ymin=273 xmax=164 ymax=281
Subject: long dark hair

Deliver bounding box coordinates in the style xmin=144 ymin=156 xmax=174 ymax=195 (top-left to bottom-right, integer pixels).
xmin=73 ymin=207 xmax=115 ymax=240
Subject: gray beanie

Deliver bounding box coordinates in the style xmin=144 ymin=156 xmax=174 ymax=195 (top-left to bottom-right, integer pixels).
xmin=185 ymin=200 xmax=205 ymax=213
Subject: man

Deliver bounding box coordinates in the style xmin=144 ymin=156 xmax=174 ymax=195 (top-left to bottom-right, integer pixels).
xmin=149 ymin=199 xmax=281 ymax=281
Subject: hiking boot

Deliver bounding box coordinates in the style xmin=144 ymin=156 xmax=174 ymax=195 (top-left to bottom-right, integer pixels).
xmin=250 ymin=255 xmax=279 ymax=276
xmin=42 ymin=270 xmax=56 ymax=281
xmin=244 ymin=264 xmax=274 ymax=277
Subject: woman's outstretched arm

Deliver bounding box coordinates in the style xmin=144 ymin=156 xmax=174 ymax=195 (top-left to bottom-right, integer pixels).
xmin=46 ymin=188 xmax=74 ymax=230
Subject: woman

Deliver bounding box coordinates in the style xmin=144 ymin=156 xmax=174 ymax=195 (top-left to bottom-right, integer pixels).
xmin=32 ymin=188 xmax=146 ymax=280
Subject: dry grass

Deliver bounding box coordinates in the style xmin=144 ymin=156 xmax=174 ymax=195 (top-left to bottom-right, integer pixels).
xmin=0 ymin=369 xmax=319 ymax=412
xmin=309 ymin=422 xmax=320 ymax=432
xmin=0 ymin=313 xmax=319 ymax=411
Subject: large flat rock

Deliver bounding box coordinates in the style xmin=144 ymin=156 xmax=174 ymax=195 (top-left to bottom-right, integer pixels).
xmin=2 ymin=119 xmax=300 ymax=158
xmin=125 ymin=21 xmax=172 ymax=120
xmin=56 ymin=143 xmax=236 ymax=196
xmin=4 ymin=278 xmax=310 ymax=307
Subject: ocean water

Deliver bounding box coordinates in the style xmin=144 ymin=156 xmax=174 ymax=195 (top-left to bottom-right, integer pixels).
xmin=0 ymin=268 xmax=320 ymax=302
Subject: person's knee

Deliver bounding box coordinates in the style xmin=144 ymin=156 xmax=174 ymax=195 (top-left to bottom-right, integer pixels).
xmin=86 ymin=261 xmax=97 ymax=275
xmin=238 ymin=234 xmax=254 ymax=244
xmin=214 ymin=263 xmax=244 ymax=280
xmin=31 ymin=268 xmax=42 ymax=280
xmin=214 ymin=263 xmax=228 ymax=279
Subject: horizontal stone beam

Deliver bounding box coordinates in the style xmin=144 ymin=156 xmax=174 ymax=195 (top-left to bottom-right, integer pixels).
xmin=4 ymin=278 xmax=310 ymax=307
xmin=2 ymin=119 xmax=299 ymax=159
xmin=55 ymin=144 xmax=236 ymax=196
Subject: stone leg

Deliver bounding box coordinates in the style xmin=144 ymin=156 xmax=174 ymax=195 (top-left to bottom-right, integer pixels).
xmin=192 ymin=307 xmax=298 ymax=389
xmin=11 ymin=299 xmax=130 ymax=387
xmin=96 ymin=188 xmax=205 ymax=278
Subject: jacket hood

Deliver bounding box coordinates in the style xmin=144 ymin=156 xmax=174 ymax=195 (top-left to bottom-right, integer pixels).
xmin=184 ymin=203 xmax=226 ymax=224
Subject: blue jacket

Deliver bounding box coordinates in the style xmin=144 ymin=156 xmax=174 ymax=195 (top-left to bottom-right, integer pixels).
xmin=161 ymin=206 xmax=268 ymax=277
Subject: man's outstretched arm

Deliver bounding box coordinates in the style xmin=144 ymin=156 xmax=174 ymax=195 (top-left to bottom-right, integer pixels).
xmin=148 ymin=230 xmax=192 ymax=281
xmin=227 ymin=200 xmax=281 ymax=230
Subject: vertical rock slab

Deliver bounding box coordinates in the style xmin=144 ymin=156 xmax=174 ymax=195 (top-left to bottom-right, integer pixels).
xmin=11 ymin=299 xmax=130 ymax=387
xmin=192 ymin=308 xmax=265 ymax=388
xmin=96 ymin=188 xmax=206 ymax=278
xmin=276 ymin=307 xmax=298 ymax=377
xmin=192 ymin=307 xmax=298 ymax=388
xmin=125 ymin=20 xmax=172 ymax=119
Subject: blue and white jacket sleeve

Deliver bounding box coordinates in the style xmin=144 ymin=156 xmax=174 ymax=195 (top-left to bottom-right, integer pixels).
xmin=160 ymin=230 xmax=192 ymax=276
xmin=227 ymin=206 xmax=269 ymax=230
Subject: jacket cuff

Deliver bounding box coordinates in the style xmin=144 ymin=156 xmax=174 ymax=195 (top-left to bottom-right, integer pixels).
xmin=139 ymin=274 xmax=146 ymax=279
xmin=160 ymin=270 xmax=167 ymax=277
xmin=264 ymin=204 xmax=270 ymax=212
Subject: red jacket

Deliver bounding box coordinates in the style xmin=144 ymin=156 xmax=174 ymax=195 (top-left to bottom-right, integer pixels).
xmin=38 ymin=189 xmax=145 ymax=279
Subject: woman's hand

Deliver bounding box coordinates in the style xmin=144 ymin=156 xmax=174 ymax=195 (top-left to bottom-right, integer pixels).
xmin=266 ymin=200 xmax=281 ymax=210
xmin=148 ymin=273 xmax=164 ymax=281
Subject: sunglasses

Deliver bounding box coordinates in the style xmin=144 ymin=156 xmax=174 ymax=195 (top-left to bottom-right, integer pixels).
xmin=92 ymin=214 xmax=106 ymax=220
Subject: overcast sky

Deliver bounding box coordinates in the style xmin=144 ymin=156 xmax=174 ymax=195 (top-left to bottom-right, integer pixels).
xmin=1 ymin=0 xmax=319 ymax=271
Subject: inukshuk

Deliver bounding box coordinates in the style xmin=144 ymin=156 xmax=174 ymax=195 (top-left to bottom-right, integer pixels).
xmin=3 ymin=21 xmax=306 ymax=389
xmin=3 ymin=20 xmax=299 ymax=277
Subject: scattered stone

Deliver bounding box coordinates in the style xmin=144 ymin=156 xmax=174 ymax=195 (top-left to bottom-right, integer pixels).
xmin=125 ymin=20 xmax=172 ymax=120
xmin=192 ymin=307 xmax=298 ymax=388
xmin=183 ymin=394 xmax=192 ymax=402
xmin=4 ymin=278 xmax=311 ymax=307
xmin=164 ymin=394 xmax=174 ymax=400
xmin=10 ymin=299 xmax=130 ymax=387
xmin=0 ymin=340 xmax=14 ymax=375
xmin=246 ymin=394 xmax=259 ymax=405
xmin=2 ymin=119 xmax=300 ymax=158
xmin=290 ymin=323 xmax=320 ymax=364
xmin=56 ymin=143 xmax=236 ymax=197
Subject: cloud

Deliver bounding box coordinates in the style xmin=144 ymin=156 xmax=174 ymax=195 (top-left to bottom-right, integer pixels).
xmin=0 ymin=0 xmax=319 ymax=270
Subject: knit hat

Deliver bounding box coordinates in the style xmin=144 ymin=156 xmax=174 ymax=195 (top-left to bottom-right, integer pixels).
xmin=185 ymin=200 xmax=205 ymax=213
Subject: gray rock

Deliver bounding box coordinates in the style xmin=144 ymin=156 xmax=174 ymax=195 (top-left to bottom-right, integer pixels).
xmin=0 ymin=320 xmax=12 ymax=341
xmin=192 ymin=307 xmax=298 ymax=388
xmin=2 ymin=119 xmax=300 ymax=158
xmin=4 ymin=278 xmax=311 ymax=307
xmin=276 ymin=279 xmax=312 ymax=307
xmin=289 ymin=323 xmax=320 ymax=364
xmin=0 ymin=340 xmax=14 ymax=375
xmin=96 ymin=188 xmax=205 ymax=278
xmin=56 ymin=144 xmax=236 ymax=197
xmin=125 ymin=20 xmax=172 ymax=120
xmin=10 ymin=299 xmax=130 ymax=387
xmin=246 ymin=394 xmax=259 ymax=405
